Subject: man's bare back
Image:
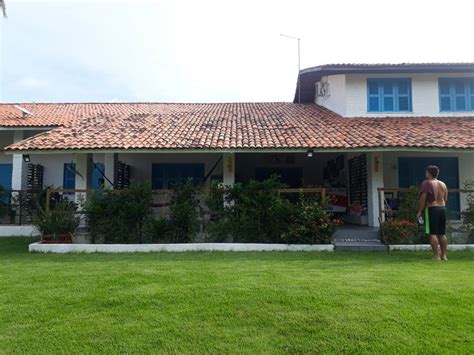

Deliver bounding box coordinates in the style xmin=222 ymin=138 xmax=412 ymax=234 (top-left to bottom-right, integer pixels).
xmin=423 ymin=179 xmax=448 ymax=207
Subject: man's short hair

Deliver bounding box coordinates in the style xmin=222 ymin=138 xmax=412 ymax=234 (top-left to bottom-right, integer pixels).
xmin=426 ymin=165 xmax=440 ymax=178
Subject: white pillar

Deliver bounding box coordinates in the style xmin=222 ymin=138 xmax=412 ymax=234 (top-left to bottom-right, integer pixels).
xmin=367 ymin=151 xmax=384 ymax=227
xmin=11 ymin=131 xmax=25 ymax=191
xmin=223 ymin=153 xmax=235 ymax=187
xmin=74 ymin=153 xmax=92 ymax=205
xmin=104 ymin=153 xmax=118 ymax=189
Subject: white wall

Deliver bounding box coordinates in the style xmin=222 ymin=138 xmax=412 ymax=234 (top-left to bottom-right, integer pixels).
xmin=0 ymin=131 xmax=14 ymax=164
xmin=344 ymin=73 xmax=474 ymax=117
xmin=315 ymin=75 xmax=346 ymax=116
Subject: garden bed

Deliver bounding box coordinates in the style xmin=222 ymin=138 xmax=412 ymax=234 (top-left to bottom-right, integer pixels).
xmin=29 ymin=242 xmax=334 ymax=253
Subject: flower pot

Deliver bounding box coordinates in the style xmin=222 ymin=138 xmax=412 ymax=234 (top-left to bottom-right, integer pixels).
xmin=41 ymin=232 xmax=73 ymax=244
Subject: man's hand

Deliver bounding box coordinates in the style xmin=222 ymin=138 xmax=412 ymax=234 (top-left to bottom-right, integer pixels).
xmin=416 ymin=211 xmax=422 ymax=220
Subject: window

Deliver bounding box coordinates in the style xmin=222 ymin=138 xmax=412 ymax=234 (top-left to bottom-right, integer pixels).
xmin=63 ymin=163 xmax=76 ymax=189
xmin=367 ymin=78 xmax=412 ymax=112
xmin=152 ymin=164 xmax=205 ymax=189
xmin=439 ymin=78 xmax=474 ymax=111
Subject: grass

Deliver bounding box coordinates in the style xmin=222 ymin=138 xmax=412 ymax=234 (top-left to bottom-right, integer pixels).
xmin=0 ymin=238 xmax=473 ymax=354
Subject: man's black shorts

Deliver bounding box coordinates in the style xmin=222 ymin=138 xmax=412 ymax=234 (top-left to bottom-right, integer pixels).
xmin=425 ymin=206 xmax=446 ymax=235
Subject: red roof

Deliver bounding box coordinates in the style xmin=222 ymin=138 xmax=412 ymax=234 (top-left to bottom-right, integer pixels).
xmin=2 ymin=102 xmax=474 ymax=151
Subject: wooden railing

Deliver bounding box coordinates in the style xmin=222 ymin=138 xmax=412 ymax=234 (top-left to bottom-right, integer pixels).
xmin=377 ymin=187 xmax=474 ymax=224
xmin=278 ymin=187 xmax=326 ymax=199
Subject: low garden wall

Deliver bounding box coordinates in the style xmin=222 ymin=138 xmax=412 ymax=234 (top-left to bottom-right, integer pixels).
xmin=389 ymin=244 xmax=474 ymax=251
xmin=29 ymin=242 xmax=334 ymax=253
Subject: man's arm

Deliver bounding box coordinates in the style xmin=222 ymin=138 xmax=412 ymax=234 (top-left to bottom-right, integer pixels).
xmin=443 ymin=183 xmax=448 ymax=205
xmin=417 ymin=192 xmax=427 ymax=218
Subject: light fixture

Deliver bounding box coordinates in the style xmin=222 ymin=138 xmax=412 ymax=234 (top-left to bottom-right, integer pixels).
xmin=307 ymin=149 xmax=314 ymax=158
xmin=23 ymin=154 xmax=31 ymax=163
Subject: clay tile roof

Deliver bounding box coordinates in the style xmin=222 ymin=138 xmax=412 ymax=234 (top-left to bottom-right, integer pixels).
xmin=3 ymin=102 xmax=474 ymax=152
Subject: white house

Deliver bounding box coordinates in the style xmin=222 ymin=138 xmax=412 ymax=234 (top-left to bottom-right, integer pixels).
xmin=0 ymin=63 xmax=473 ymax=236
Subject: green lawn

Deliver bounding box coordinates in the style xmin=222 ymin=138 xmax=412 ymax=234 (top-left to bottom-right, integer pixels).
xmin=1 ymin=238 xmax=473 ymax=354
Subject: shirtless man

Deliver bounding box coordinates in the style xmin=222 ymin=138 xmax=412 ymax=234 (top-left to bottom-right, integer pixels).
xmin=417 ymin=165 xmax=448 ymax=261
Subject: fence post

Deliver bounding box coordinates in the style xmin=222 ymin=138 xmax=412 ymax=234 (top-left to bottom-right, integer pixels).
xmin=46 ymin=189 xmax=51 ymax=212
xmin=378 ymin=188 xmax=383 ymax=224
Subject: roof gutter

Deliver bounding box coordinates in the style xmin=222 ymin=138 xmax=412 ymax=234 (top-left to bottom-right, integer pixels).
xmin=4 ymin=147 xmax=474 ymax=155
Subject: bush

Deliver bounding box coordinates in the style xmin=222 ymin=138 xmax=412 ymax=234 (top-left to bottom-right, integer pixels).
xmin=462 ymin=180 xmax=474 ymax=243
xmin=168 ymin=181 xmax=200 ymax=243
xmin=85 ymin=183 xmax=153 ymax=243
xmin=32 ymin=201 xmax=79 ymax=238
xmin=381 ymin=220 xmax=418 ymax=244
xmin=382 ymin=186 xmax=428 ymax=244
xmin=207 ymin=177 xmax=292 ymax=243
xmin=282 ymin=194 xmax=337 ymax=244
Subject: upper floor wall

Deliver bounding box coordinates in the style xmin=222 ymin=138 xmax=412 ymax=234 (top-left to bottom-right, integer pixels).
xmin=315 ymin=72 xmax=474 ymax=117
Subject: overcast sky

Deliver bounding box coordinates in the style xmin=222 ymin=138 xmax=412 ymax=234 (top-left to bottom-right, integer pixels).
xmin=1 ymin=0 xmax=473 ymax=103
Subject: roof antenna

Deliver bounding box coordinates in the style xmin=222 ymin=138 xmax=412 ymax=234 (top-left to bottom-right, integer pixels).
xmin=280 ymin=33 xmax=301 ymax=104
xmin=14 ymin=105 xmax=33 ymax=118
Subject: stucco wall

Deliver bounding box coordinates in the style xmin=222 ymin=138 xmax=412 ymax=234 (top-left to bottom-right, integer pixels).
xmin=0 ymin=131 xmax=14 ymax=164
xmin=344 ymin=73 xmax=474 ymax=117
xmin=315 ymin=74 xmax=346 ymax=116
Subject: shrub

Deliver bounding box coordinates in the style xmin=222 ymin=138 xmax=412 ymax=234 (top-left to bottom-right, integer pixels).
xmin=282 ymin=194 xmax=337 ymax=244
xmin=207 ymin=177 xmax=292 ymax=243
xmin=143 ymin=216 xmax=171 ymax=243
xmin=168 ymin=181 xmax=201 ymax=243
xmin=386 ymin=186 xmax=428 ymax=244
xmin=381 ymin=220 xmax=418 ymax=244
xmin=85 ymin=183 xmax=153 ymax=243
xmin=462 ymin=180 xmax=474 ymax=243
xmin=32 ymin=201 xmax=79 ymax=238
xmin=396 ymin=186 xmax=419 ymax=223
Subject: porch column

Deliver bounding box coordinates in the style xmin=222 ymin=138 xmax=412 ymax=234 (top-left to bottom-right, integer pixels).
xmin=11 ymin=131 xmax=25 ymax=191
xmin=367 ymin=152 xmax=384 ymax=227
xmin=74 ymin=153 xmax=93 ymax=205
xmin=223 ymin=153 xmax=235 ymax=207
xmin=104 ymin=153 xmax=118 ymax=189
xmin=223 ymin=153 xmax=235 ymax=187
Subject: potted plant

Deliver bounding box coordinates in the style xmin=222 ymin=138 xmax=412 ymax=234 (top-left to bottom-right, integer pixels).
xmin=32 ymin=202 xmax=79 ymax=243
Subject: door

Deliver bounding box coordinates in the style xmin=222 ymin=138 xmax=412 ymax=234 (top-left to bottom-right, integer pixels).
xmin=398 ymin=157 xmax=460 ymax=214
xmin=0 ymin=164 xmax=13 ymax=190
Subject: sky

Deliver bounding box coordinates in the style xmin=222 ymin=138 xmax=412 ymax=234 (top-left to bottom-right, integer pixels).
xmin=1 ymin=0 xmax=474 ymax=103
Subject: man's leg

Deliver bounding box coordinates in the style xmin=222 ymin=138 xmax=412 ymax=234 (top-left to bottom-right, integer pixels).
xmin=430 ymin=234 xmax=441 ymax=260
xmin=439 ymin=235 xmax=448 ymax=261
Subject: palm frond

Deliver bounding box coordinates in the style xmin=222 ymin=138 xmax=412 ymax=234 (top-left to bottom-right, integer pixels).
xmin=0 ymin=0 xmax=6 ymax=18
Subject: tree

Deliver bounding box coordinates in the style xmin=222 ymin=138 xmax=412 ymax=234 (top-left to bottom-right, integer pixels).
xmin=1 ymin=0 xmax=6 ymax=18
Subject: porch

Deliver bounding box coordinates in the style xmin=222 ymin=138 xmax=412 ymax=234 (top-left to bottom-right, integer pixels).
xmin=2 ymin=148 xmax=472 ymax=238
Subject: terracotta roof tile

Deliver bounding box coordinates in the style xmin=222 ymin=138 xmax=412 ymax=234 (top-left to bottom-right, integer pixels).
xmin=2 ymin=102 xmax=474 ymax=151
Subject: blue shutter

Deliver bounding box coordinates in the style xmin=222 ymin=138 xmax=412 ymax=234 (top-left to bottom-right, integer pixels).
xmin=63 ymin=163 xmax=76 ymax=189
xmin=367 ymin=80 xmax=380 ymax=112
xmin=367 ymin=79 xmax=412 ymax=112
xmin=439 ymin=78 xmax=474 ymax=112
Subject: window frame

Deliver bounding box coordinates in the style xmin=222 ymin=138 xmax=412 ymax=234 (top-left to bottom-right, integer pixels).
xmin=366 ymin=78 xmax=413 ymax=113
xmin=438 ymin=77 xmax=474 ymax=112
